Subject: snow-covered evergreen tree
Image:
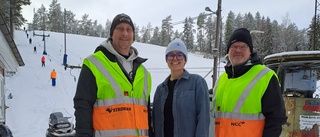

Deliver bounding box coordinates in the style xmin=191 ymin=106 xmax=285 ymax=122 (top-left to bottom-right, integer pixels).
xmin=48 ymin=0 xmax=63 ymax=32
xmin=196 ymin=13 xmax=207 ymax=52
xmin=140 ymin=22 xmax=152 ymax=44
xmin=34 ymin=5 xmax=49 ymax=31
xmin=150 ymin=26 xmax=161 ymax=45
xmin=160 ymin=15 xmax=173 ymax=47
xmin=0 ymin=0 xmax=30 ymax=30
xmin=182 ymin=17 xmax=194 ymax=51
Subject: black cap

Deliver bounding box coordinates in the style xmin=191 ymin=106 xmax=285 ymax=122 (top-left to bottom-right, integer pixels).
xmin=227 ymin=28 xmax=253 ymax=53
xmin=109 ymin=13 xmax=135 ymax=39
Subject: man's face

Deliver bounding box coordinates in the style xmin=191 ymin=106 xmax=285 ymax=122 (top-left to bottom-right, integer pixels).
xmin=112 ymin=23 xmax=134 ymax=55
xmin=228 ymin=41 xmax=251 ymax=66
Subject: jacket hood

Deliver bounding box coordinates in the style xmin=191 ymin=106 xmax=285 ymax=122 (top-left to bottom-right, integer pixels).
xmin=99 ymin=40 xmax=139 ymax=76
xmin=100 ymin=40 xmax=139 ymax=61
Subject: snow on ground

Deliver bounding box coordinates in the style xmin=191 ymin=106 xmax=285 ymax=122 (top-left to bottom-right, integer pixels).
xmin=5 ymin=30 xmax=217 ymax=136
xmin=5 ymin=29 xmax=320 ymax=136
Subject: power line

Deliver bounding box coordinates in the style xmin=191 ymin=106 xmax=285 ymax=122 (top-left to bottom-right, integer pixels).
xmin=171 ymin=13 xmax=214 ymax=26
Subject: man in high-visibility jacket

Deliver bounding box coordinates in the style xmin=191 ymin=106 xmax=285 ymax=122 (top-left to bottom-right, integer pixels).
xmin=212 ymin=28 xmax=287 ymax=137
xmin=73 ymin=13 xmax=152 ymax=137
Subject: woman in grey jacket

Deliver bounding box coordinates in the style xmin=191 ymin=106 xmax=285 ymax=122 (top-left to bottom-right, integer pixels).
xmin=152 ymin=38 xmax=210 ymax=137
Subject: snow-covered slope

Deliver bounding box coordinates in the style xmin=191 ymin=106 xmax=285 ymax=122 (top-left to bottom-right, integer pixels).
xmin=5 ymin=30 xmax=215 ymax=136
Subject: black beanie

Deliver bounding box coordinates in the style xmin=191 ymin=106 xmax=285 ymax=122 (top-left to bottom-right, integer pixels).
xmin=227 ymin=28 xmax=253 ymax=53
xmin=109 ymin=13 xmax=135 ymax=39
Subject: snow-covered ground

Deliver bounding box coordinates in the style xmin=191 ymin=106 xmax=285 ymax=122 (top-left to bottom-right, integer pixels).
xmin=5 ymin=30 xmax=218 ymax=136
xmin=5 ymin=29 xmax=320 ymax=136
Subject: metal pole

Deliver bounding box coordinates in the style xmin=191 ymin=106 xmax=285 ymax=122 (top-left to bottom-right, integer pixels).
xmin=33 ymin=31 xmax=49 ymax=55
xmin=64 ymin=8 xmax=66 ymax=55
xmin=33 ymin=8 xmax=35 ymax=31
xmin=212 ymin=0 xmax=222 ymax=88
xmin=314 ymin=0 xmax=317 ymax=50
xmin=43 ymin=31 xmax=46 ymax=54
xmin=63 ymin=8 xmax=68 ymax=65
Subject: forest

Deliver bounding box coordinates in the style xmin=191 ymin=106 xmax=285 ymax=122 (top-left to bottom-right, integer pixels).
xmin=1 ymin=0 xmax=320 ymax=59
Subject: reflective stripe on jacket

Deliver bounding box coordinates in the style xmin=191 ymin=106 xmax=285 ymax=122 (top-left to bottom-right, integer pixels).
xmin=84 ymin=51 xmax=151 ymax=137
xmin=213 ymin=65 xmax=275 ymax=137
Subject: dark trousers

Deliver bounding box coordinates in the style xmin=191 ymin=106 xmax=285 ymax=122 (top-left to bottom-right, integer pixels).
xmin=52 ymin=78 xmax=56 ymax=86
xmin=42 ymin=61 xmax=45 ymax=67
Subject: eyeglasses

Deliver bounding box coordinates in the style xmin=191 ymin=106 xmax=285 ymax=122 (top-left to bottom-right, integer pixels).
xmin=166 ymin=52 xmax=185 ymax=61
xmin=230 ymin=45 xmax=248 ymax=51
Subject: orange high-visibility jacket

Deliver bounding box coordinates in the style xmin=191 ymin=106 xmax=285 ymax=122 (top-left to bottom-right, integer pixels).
xmin=213 ymin=65 xmax=275 ymax=137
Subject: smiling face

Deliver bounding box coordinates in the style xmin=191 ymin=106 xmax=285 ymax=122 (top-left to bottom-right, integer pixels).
xmin=228 ymin=41 xmax=251 ymax=66
xmin=111 ymin=23 xmax=134 ymax=56
xmin=166 ymin=51 xmax=186 ymax=72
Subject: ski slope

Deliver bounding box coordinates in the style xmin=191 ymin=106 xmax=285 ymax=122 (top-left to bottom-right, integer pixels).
xmin=5 ymin=30 xmax=216 ymax=136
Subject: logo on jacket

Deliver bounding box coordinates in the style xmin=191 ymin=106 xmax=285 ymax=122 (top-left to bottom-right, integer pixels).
xmin=106 ymin=107 xmax=132 ymax=113
xmin=231 ymin=121 xmax=245 ymax=126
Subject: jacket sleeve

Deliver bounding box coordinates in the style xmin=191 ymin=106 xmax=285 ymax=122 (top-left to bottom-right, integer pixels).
xmin=195 ymin=76 xmax=210 ymax=137
xmin=262 ymin=75 xmax=287 ymax=137
xmin=148 ymin=98 xmax=154 ymax=137
xmin=73 ymin=65 xmax=97 ymax=137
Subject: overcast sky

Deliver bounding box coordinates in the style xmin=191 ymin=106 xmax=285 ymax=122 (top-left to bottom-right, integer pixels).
xmin=22 ymin=0 xmax=315 ymax=30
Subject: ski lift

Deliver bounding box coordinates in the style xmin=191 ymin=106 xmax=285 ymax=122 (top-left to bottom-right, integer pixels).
xmin=70 ymin=69 xmax=76 ymax=82
xmin=64 ymin=64 xmax=81 ymax=82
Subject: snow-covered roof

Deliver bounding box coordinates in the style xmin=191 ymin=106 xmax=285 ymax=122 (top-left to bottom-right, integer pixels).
xmin=264 ymin=51 xmax=320 ymax=60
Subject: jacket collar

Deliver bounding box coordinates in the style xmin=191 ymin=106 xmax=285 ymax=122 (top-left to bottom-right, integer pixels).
xmin=225 ymin=52 xmax=262 ymax=78
xmin=162 ymin=69 xmax=190 ymax=86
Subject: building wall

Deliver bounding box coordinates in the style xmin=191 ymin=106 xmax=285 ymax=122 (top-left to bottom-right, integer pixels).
xmin=0 ymin=32 xmax=19 ymax=73
xmin=0 ymin=15 xmax=24 ymax=129
xmin=0 ymin=26 xmax=20 ymax=125
xmin=0 ymin=72 xmax=4 ymax=123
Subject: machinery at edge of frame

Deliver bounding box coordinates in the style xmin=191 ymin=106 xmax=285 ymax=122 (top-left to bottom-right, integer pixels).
xmin=264 ymin=51 xmax=320 ymax=137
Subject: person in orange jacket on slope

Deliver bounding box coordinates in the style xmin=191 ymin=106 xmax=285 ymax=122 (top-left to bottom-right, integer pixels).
xmin=51 ymin=69 xmax=57 ymax=86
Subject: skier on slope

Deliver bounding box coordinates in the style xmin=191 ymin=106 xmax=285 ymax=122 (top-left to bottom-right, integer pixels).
xmin=41 ymin=56 xmax=45 ymax=67
xmin=50 ymin=69 xmax=57 ymax=86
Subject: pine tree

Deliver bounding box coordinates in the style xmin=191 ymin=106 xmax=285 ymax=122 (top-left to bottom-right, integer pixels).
xmin=140 ymin=22 xmax=152 ymax=43
xmin=205 ymin=16 xmax=215 ymax=56
xmin=48 ymin=0 xmax=63 ymax=32
xmin=104 ymin=19 xmax=112 ymax=38
xmin=64 ymin=9 xmax=77 ymax=34
xmin=160 ymin=15 xmax=173 ymax=47
xmin=0 ymin=0 xmax=31 ymax=31
xmin=182 ymin=17 xmax=194 ymax=51
xmin=34 ymin=4 xmax=49 ymax=31
xmin=79 ymin=14 xmax=92 ymax=35
xmin=134 ymin=24 xmax=140 ymax=42
xmin=150 ymin=26 xmax=161 ymax=45
xmin=196 ymin=12 xmax=207 ymax=52
xmin=224 ymin=11 xmax=235 ymax=55
xmin=308 ymin=14 xmax=320 ymax=50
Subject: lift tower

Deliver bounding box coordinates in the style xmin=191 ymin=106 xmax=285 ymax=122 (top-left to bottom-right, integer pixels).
xmin=33 ymin=31 xmax=50 ymax=55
